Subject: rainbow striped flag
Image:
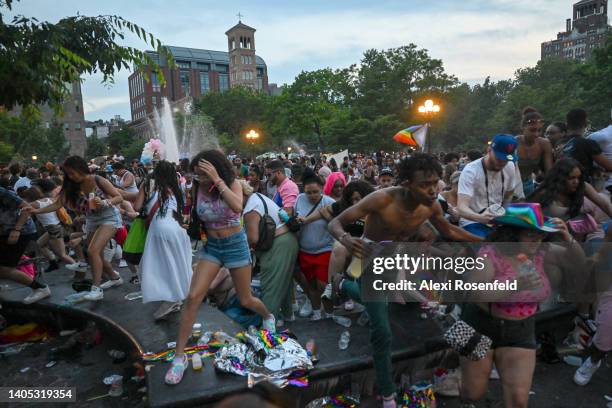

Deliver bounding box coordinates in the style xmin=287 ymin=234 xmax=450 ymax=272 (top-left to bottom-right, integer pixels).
xmin=393 ymin=125 xmax=428 ymax=148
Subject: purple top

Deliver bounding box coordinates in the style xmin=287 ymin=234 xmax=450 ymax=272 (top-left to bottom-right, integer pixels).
xmin=196 ymin=189 xmax=241 ymax=230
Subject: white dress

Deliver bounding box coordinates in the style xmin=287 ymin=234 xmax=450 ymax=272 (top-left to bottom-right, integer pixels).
xmin=140 ymin=192 xmax=192 ymax=303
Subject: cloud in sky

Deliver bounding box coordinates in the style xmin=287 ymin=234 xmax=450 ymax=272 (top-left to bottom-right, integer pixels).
xmin=6 ymin=0 xmax=576 ymax=121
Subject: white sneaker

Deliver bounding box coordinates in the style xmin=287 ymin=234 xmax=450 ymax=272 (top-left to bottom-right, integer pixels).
xmin=344 ymin=299 xmax=355 ymax=311
xmin=118 ymin=259 xmax=128 ymax=268
xmin=489 ymin=366 xmax=500 ymax=380
xmin=311 ymin=309 xmax=322 ymax=321
xmin=83 ymin=286 xmax=103 ymax=301
xmin=574 ymin=357 xmax=601 ymax=386
xmin=153 ymin=301 xmax=182 ymax=320
xmin=292 ymin=302 xmax=299 ymax=313
xmin=65 ymin=262 xmax=88 ymax=271
xmin=299 ymin=299 xmax=313 ymax=317
xmin=23 ymin=286 xmax=51 ymax=304
xmin=262 ymin=314 xmax=276 ymax=332
xmin=321 ymin=284 xmax=332 ymax=300
xmin=100 ymin=275 xmax=123 ymax=289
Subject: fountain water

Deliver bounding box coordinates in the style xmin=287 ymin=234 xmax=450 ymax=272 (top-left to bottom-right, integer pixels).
xmin=147 ymin=97 xmax=220 ymax=163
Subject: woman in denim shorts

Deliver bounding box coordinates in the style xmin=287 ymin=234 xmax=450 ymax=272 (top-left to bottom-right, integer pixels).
xmin=30 ymin=156 xmax=123 ymax=301
xmin=165 ymin=150 xmax=276 ymax=385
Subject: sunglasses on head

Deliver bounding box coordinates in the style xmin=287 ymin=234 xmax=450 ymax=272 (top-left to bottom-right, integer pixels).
xmin=525 ymin=119 xmax=544 ymax=126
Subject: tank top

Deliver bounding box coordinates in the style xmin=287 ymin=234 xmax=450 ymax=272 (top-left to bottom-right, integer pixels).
xmin=120 ymin=171 xmax=138 ymax=193
xmin=36 ymin=198 xmax=60 ymax=226
xmin=196 ymin=189 xmax=241 ymax=230
xmin=68 ymin=176 xmax=108 ymax=215
xmin=480 ymin=246 xmax=551 ymax=318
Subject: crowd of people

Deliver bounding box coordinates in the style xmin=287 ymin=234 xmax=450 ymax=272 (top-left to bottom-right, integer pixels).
xmin=0 ymin=106 xmax=610 ymax=407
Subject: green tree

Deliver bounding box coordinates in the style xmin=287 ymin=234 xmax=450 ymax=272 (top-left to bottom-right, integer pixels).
xmin=0 ymin=141 xmax=14 ymax=162
xmin=578 ymin=33 xmax=612 ymax=128
xmin=353 ymin=45 xmax=458 ymax=121
xmin=85 ymin=134 xmax=107 ymax=158
xmin=193 ymin=86 xmax=269 ymax=150
xmin=0 ymin=0 xmax=171 ymax=114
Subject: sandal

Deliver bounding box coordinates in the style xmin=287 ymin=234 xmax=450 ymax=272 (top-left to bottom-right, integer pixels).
xmin=165 ymin=354 xmax=187 ymax=385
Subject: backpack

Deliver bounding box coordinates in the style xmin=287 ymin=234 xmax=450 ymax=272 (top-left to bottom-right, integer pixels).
xmin=254 ymin=193 xmax=277 ymax=251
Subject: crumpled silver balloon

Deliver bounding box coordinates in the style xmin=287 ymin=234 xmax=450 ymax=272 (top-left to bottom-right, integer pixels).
xmin=213 ymin=343 xmax=253 ymax=376
xmin=263 ymin=338 xmax=313 ymax=372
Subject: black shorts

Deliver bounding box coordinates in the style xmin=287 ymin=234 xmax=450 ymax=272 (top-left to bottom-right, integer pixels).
xmin=461 ymin=303 xmax=536 ymax=350
xmin=0 ymin=234 xmax=36 ymax=268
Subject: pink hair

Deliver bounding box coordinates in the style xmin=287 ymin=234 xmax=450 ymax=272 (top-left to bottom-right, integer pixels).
xmin=324 ymin=172 xmax=346 ymax=196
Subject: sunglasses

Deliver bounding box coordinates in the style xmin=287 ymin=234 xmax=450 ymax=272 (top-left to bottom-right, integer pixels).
xmin=525 ymin=119 xmax=544 ymax=126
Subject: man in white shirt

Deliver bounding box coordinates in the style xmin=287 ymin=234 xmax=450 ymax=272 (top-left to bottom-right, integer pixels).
xmin=457 ymin=134 xmax=518 ymax=238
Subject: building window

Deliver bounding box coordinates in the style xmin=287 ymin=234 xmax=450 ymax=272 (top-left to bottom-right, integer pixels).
xmin=75 ymin=104 xmax=79 ymax=112
xmin=215 ymin=65 xmax=228 ymax=73
xmin=152 ymin=74 xmax=160 ymax=92
xmin=196 ymin=62 xmax=209 ymax=71
xmin=64 ymin=123 xmax=70 ymax=130
xmin=219 ymin=74 xmax=229 ymax=92
xmin=75 ymin=122 xmax=81 ymax=130
xmin=152 ymin=96 xmax=157 ymax=106
xmin=45 ymin=122 xmax=50 ymax=129
xmin=200 ymin=72 xmax=210 ymax=94
xmin=176 ymin=60 xmax=190 ymax=69
xmin=180 ymin=70 xmax=191 ymax=96
xmin=257 ymin=78 xmax=263 ymax=90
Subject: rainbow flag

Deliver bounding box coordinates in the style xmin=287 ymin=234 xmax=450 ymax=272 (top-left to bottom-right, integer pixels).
xmin=393 ymin=125 xmax=428 ymax=147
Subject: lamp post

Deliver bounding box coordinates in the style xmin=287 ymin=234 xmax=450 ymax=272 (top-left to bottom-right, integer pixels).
xmin=245 ymin=130 xmax=259 ymax=162
xmin=31 ymin=155 xmax=38 ymax=162
xmin=417 ymin=99 xmax=440 ymax=153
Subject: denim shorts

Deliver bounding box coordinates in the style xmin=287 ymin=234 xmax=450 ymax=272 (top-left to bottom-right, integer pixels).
xmin=197 ymin=230 xmax=252 ymax=269
xmin=461 ymin=303 xmax=536 ymax=349
xmin=85 ymin=206 xmax=122 ymax=233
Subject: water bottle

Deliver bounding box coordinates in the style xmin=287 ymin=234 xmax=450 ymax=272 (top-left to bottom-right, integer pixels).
xmin=347 ymin=257 xmax=362 ymax=279
xmin=517 ymin=253 xmax=541 ymax=291
xmin=191 ymin=353 xmax=203 ymax=370
xmin=333 ymin=315 xmax=352 ymax=328
xmin=278 ymin=208 xmax=290 ymax=223
xmin=338 ymin=331 xmax=350 ymax=350
xmin=191 ymin=323 xmax=202 ymax=340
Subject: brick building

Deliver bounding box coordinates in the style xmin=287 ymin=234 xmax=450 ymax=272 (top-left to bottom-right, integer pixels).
xmin=128 ymin=20 xmax=268 ymax=124
xmin=541 ymin=0 xmax=610 ymax=61
xmin=9 ymin=81 xmax=86 ymax=157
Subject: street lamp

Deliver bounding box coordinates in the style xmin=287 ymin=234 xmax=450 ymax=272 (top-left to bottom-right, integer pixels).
xmin=31 ymin=155 xmax=38 ymax=161
xmin=417 ymin=99 xmax=441 ymax=153
xmin=245 ymin=130 xmax=260 ymax=162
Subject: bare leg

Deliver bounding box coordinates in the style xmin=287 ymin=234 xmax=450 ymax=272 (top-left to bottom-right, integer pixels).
xmin=309 ymin=279 xmax=326 ymax=311
xmin=230 ymin=265 xmax=271 ymax=318
xmin=175 ymin=260 xmax=222 ymax=355
xmin=459 ymin=351 xmax=494 ymax=403
xmin=328 ymin=241 xmax=350 ymax=282
xmin=0 ymin=266 xmax=33 ymax=286
xmin=494 ymin=347 xmax=536 ymax=408
xmin=87 ymin=225 xmax=117 ymax=286
xmin=48 ymin=238 xmax=76 ymax=264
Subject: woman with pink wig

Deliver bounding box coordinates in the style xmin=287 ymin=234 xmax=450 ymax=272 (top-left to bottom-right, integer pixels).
xmin=323 ymin=172 xmax=346 ymax=202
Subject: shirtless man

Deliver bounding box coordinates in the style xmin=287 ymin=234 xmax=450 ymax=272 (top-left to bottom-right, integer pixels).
xmin=328 ymin=153 xmax=481 ymax=408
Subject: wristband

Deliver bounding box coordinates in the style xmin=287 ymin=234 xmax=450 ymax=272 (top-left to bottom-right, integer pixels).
xmin=339 ymin=232 xmax=349 ymax=243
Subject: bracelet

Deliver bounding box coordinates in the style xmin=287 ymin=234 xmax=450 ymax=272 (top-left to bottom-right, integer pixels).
xmin=339 ymin=232 xmax=349 ymax=243
xmin=219 ymin=187 xmax=228 ymax=196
